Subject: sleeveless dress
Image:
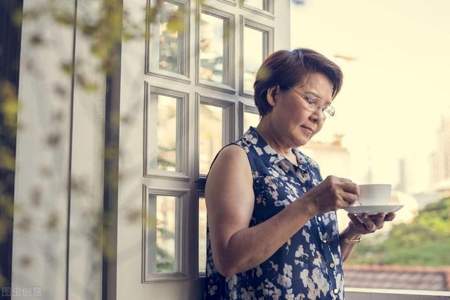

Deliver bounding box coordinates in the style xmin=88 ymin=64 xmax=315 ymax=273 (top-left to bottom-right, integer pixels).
xmin=205 ymin=127 xmax=345 ymax=300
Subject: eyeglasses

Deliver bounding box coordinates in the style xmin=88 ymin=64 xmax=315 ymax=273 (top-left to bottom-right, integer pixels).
xmin=297 ymin=92 xmax=335 ymax=118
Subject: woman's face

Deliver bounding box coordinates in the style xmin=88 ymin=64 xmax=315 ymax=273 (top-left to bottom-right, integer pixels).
xmin=268 ymin=72 xmax=334 ymax=147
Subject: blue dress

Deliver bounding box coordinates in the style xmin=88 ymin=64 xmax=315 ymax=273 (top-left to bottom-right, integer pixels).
xmin=205 ymin=127 xmax=344 ymax=300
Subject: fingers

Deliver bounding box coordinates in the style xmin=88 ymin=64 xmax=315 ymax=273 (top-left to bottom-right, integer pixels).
xmin=315 ymin=176 xmax=360 ymax=213
xmin=347 ymin=213 xmax=363 ymax=226
xmin=347 ymin=213 xmax=371 ymax=235
xmin=385 ymin=212 xmax=396 ymax=221
xmin=336 ymin=178 xmax=359 ymax=206
xmin=341 ymin=180 xmax=360 ymax=195
xmin=340 ymin=191 xmax=359 ymax=206
xmin=370 ymin=213 xmax=386 ymax=229
xmin=327 ymin=176 xmax=359 ymax=206
xmin=328 ymin=176 xmax=359 ymax=194
xmin=348 ymin=211 xmax=395 ymax=236
xmin=357 ymin=213 xmax=377 ymax=232
xmin=348 ymin=214 xmax=368 ymax=234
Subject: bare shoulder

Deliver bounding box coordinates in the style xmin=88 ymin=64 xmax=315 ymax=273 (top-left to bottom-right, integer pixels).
xmin=214 ymin=144 xmax=248 ymax=164
xmin=205 ymin=144 xmax=253 ymax=219
xmin=205 ymin=144 xmax=255 ymax=275
xmin=206 ymin=144 xmax=251 ymax=185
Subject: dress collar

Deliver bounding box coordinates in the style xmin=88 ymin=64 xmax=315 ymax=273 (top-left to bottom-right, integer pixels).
xmin=243 ymin=127 xmax=309 ymax=171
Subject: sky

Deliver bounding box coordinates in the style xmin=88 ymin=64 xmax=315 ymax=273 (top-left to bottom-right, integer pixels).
xmin=291 ymin=0 xmax=450 ymax=193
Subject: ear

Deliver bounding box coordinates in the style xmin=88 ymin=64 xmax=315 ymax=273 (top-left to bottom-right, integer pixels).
xmin=266 ymin=86 xmax=279 ymax=107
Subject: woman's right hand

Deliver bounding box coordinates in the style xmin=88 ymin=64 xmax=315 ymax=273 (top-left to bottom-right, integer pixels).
xmin=303 ymin=175 xmax=359 ymax=215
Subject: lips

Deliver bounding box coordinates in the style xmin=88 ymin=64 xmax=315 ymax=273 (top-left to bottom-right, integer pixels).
xmin=300 ymin=125 xmax=314 ymax=134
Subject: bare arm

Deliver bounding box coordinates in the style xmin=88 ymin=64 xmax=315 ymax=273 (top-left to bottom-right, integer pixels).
xmin=205 ymin=145 xmax=317 ymax=277
xmin=206 ymin=146 xmax=359 ymax=277
xmin=339 ymin=227 xmax=361 ymax=261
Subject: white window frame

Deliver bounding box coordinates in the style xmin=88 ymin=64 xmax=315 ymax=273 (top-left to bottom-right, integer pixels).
xmin=196 ymin=5 xmax=236 ymax=93
xmin=146 ymin=0 xmax=191 ymax=83
xmin=240 ymin=0 xmax=274 ymax=18
xmin=216 ymin=0 xmax=236 ymax=7
xmin=197 ymin=195 xmax=208 ymax=277
xmin=239 ymin=17 xmax=274 ymax=97
xmin=144 ymin=84 xmax=190 ymax=178
xmin=242 ymin=103 xmax=260 ymax=133
xmin=142 ymin=186 xmax=190 ymax=282
xmin=196 ymin=93 xmax=237 ymax=177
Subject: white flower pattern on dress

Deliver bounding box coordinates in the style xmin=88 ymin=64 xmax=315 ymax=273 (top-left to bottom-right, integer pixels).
xmin=205 ymin=127 xmax=344 ymax=299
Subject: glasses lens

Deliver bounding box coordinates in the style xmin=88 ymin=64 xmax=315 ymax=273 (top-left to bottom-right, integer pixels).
xmin=325 ymin=105 xmax=335 ymax=118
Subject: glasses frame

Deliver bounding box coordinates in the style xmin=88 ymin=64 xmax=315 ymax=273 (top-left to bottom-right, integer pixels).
xmin=292 ymin=88 xmax=335 ymax=118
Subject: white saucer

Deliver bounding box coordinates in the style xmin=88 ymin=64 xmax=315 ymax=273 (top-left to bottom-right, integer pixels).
xmin=344 ymin=204 xmax=403 ymax=215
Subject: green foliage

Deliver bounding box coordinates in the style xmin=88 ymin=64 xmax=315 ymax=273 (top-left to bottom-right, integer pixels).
xmin=156 ymin=246 xmax=175 ymax=272
xmin=156 ymin=227 xmax=175 ymax=272
xmin=348 ymin=197 xmax=450 ymax=266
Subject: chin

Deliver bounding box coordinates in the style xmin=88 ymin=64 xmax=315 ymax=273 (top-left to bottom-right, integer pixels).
xmin=296 ymin=128 xmax=315 ymax=144
xmin=295 ymin=135 xmax=310 ymax=147
xmin=298 ymin=140 xmax=309 ymax=147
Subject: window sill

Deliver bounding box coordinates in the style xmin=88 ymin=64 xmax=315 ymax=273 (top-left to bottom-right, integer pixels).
xmin=346 ymin=287 xmax=450 ymax=300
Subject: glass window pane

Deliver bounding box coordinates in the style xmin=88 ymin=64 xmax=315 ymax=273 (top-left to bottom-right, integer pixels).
xmin=199 ymin=13 xmax=225 ymax=84
xmin=148 ymin=94 xmax=179 ymax=172
xmin=244 ymin=111 xmax=260 ymax=131
xmin=243 ymin=0 xmax=264 ymax=10
xmin=199 ymin=104 xmax=223 ymax=174
xmin=159 ymin=2 xmax=184 ymax=74
xmin=244 ymin=26 xmax=264 ymax=92
xmin=199 ymin=197 xmax=207 ymax=274
xmin=148 ymin=195 xmax=177 ymax=273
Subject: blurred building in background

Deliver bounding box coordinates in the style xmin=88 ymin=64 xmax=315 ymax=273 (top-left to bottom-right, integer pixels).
xmin=430 ymin=114 xmax=450 ymax=196
xmin=302 ymin=134 xmax=351 ymax=179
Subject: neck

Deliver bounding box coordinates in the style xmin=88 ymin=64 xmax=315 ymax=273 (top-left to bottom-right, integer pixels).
xmin=256 ymin=117 xmax=292 ymax=157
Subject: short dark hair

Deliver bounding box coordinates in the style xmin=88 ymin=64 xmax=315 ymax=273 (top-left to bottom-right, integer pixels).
xmin=253 ymin=48 xmax=343 ymax=116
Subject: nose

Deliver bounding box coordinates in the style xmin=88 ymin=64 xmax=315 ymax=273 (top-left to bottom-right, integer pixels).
xmin=309 ymin=108 xmax=325 ymax=123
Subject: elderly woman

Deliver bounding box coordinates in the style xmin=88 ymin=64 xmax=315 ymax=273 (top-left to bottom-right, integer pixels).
xmin=204 ymin=48 xmax=395 ymax=299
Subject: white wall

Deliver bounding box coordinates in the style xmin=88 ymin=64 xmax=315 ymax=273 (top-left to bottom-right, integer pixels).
xmin=13 ymin=0 xmax=75 ymax=299
xmin=67 ymin=0 xmax=106 ymax=299
xmin=13 ymin=0 xmax=105 ymax=299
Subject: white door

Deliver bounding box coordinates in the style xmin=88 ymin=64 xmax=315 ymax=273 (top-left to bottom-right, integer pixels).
xmin=117 ymin=0 xmax=290 ymax=299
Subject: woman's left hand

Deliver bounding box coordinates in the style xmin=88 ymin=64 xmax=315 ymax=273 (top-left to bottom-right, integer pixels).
xmin=347 ymin=212 xmax=396 ymax=235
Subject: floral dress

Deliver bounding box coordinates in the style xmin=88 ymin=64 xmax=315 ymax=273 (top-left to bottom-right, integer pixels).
xmin=205 ymin=127 xmax=344 ymax=300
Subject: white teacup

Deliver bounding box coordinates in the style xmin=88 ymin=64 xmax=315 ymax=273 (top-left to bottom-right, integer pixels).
xmin=358 ymin=184 xmax=392 ymax=206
